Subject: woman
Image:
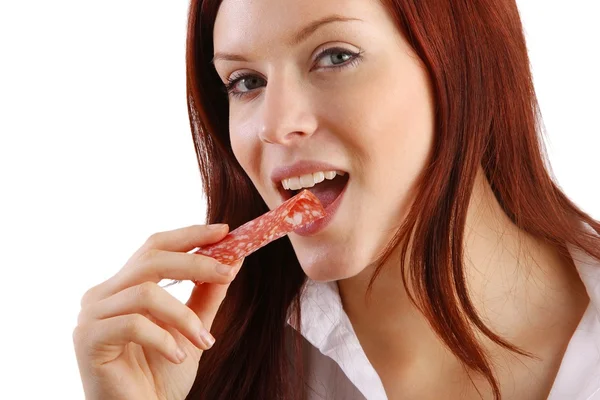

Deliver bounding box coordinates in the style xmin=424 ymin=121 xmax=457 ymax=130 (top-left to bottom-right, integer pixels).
xmin=73 ymin=0 xmax=600 ymax=399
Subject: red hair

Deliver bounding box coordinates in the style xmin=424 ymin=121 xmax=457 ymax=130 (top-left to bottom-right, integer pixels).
xmin=184 ymin=0 xmax=600 ymax=398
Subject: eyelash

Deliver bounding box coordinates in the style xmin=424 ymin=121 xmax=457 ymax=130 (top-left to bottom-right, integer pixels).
xmin=224 ymin=47 xmax=364 ymax=99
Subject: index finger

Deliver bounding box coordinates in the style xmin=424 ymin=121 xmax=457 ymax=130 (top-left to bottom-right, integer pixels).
xmin=81 ymin=224 xmax=229 ymax=307
xmin=138 ymin=224 xmax=229 ymax=254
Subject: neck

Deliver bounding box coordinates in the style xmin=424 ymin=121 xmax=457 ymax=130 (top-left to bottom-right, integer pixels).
xmin=336 ymin=167 xmax=588 ymax=389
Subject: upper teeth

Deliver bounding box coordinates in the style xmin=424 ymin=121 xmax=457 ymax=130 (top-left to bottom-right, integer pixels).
xmin=281 ymin=170 xmax=346 ymax=190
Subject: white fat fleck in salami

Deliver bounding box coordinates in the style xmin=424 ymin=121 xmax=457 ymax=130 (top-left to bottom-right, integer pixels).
xmin=193 ymin=190 xmax=325 ymax=267
xmin=292 ymin=212 xmax=303 ymax=226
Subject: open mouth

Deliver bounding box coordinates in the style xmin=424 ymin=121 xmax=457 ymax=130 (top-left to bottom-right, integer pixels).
xmin=278 ymin=172 xmax=350 ymax=209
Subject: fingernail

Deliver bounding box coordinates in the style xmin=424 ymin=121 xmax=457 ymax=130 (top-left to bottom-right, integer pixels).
xmin=216 ymin=263 xmax=233 ymax=276
xmin=199 ymin=328 xmax=216 ymax=348
xmin=207 ymin=224 xmax=228 ymax=230
xmin=176 ymin=347 xmax=187 ymax=363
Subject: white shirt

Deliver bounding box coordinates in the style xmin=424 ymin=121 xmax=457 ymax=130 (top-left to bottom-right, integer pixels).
xmin=287 ymin=232 xmax=600 ymax=399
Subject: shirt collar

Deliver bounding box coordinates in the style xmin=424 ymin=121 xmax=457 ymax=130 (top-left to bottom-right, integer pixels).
xmin=287 ymin=278 xmax=388 ymax=400
xmin=549 ymin=226 xmax=600 ymax=400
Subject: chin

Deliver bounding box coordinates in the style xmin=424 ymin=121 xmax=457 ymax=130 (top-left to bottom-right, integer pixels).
xmin=295 ymin=251 xmax=366 ymax=282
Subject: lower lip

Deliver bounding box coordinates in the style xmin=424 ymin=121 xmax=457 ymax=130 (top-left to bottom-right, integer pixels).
xmin=293 ymin=181 xmax=349 ymax=236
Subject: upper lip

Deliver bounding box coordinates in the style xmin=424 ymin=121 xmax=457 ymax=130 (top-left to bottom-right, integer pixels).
xmin=270 ymin=160 xmax=347 ymax=187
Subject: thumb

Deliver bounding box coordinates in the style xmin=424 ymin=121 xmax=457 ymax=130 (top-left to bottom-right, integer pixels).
xmin=186 ymin=282 xmax=229 ymax=332
xmin=186 ymin=257 xmax=245 ymax=330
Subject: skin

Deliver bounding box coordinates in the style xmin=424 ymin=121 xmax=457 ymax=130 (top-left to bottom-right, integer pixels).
xmin=213 ymin=0 xmax=590 ymax=398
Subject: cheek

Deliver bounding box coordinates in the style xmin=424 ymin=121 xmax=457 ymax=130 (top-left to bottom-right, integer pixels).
xmin=328 ymin=66 xmax=434 ymax=192
xmin=230 ymin=118 xmax=263 ymax=182
xmin=379 ymin=76 xmax=434 ymax=174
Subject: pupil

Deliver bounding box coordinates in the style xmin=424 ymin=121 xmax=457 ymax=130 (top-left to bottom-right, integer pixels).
xmin=333 ymin=53 xmax=348 ymax=64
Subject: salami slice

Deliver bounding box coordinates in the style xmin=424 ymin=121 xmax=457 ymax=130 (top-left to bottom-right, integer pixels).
xmin=160 ymin=190 xmax=324 ymax=289
xmin=194 ymin=189 xmax=325 ymax=265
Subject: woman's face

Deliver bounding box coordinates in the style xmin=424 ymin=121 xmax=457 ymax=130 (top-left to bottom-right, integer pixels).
xmin=213 ymin=0 xmax=435 ymax=281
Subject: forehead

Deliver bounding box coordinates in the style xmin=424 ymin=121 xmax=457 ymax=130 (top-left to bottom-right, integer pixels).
xmin=213 ymin=0 xmax=381 ymax=51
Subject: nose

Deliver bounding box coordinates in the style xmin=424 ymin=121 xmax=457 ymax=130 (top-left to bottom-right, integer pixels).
xmin=257 ymin=73 xmax=318 ymax=145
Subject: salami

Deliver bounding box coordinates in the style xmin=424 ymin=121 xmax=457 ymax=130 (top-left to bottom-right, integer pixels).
xmin=194 ymin=189 xmax=325 ymax=264
xmin=158 ymin=190 xmax=324 ymax=288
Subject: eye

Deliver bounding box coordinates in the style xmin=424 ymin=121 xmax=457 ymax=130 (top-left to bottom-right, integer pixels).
xmin=314 ymin=47 xmax=360 ymax=69
xmin=225 ymin=74 xmax=266 ymax=98
xmin=224 ymin=47 xmax=362 ymax=99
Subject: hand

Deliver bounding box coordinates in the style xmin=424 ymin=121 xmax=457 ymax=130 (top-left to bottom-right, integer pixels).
xmin=73 ymin=224 xmax=243 ymax=400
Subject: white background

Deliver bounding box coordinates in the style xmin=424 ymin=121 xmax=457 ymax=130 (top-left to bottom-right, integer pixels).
xmin=0 ymin=1 xmax=598 ymax=398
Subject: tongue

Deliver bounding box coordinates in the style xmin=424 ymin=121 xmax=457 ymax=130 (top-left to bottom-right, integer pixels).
xmin=306 ymin=174 xmax=349 ymax=209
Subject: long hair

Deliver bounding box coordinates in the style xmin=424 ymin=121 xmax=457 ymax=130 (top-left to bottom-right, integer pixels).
xmin=184 ymin=1 xmax=600 ymax=398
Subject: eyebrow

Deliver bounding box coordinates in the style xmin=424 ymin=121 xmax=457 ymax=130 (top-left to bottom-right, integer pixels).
xmin=212 ymin=15 xmax=362 ymax=64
